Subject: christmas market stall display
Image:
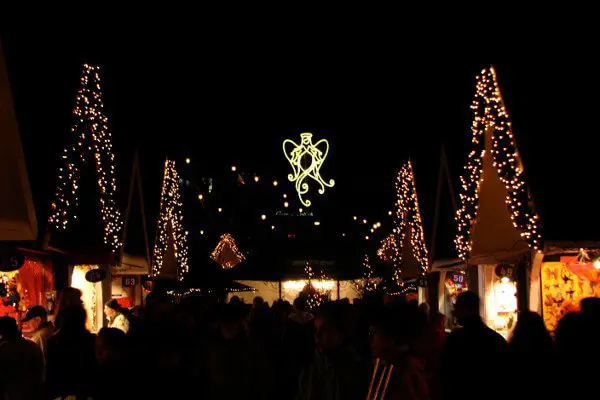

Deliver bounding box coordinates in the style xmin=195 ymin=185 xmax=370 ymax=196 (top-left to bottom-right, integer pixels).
xmin=48 ymin=64 xmax=124 ymax=333
xmin=111 ymin=152 xmax=151 ymax=309
xmin=151 ymin=159 xmax=189 ymax=283
xmin=377 ymin=160 xmax=430 ymax=302
xmin=450 ymin=66 xmax=542 ymax=339
xmin=224 ymin=236 xmax=363 ymax=306
xmin=529 ymin=243 xmax=600 ymax=332
xmin=0 ymin=43 xmax=55 ymax=323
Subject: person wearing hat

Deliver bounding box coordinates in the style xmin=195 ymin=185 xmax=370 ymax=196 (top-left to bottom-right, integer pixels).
xmin=22 ymin=305 xmax=54 ymax=360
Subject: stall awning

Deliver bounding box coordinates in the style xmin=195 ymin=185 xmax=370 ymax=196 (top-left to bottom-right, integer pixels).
xmin=0 ymin=43 xmax=37 ymax=241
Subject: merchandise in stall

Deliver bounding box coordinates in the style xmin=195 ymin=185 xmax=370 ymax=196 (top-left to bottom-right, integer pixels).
xmin=442 ymin=268 xmax=469 ymax=329
xmin=538 ymin=247 xmax=600 ymax=332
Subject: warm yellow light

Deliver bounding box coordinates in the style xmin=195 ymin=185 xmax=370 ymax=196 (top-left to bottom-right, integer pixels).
xmin=283 ymin=132 xmax=335 ymax=207
xmin=186 ymin=158 xmax=191 ymax=164
xmin=353 ymin=216 xmax=357 ymax=220
xmin=271 ymin=225 xmax=275 ymax=230
xmin=282 ymin=279 xmax=336 ymax=291
xmin=376 ymin=222 xmax=381 ymax=228
xmin=594 ymin=259 xmax=600 ymax=270
xmin=314 ymin=221 xmax=321 ymax=226
xmin=273 ymin=180 xmax=279 ymax=187
xmin=365 ymin=236 xmax=370 ymax=240
xmin=231 ymin=165 xmax=237 ymax=172
xmin=200 ymin=230 xmax=204 ymax=235
xmin=254 ymin=176 xmax=260 ymax=183
xmin=363 ymin=219 xmax=367 ymax=224
xmin=284 ymin=202 xmax=289 ymax=208
xmin=218 ymin=208 xmax=223 ymax=213
xmin=283 ymin=194 xmax=287 ymax=199
xmin=388 ymin=211 xmax=392 ymax=216
xmin=299 ymin=208 xmax=303 ymax=213
xmin=261 ymin=214 xmax=267 ymax=220
xmin=198 ymin=194 xmax=204 ymax=200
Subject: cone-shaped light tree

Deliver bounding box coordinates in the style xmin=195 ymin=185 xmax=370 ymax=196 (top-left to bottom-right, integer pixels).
xmin=152 ymin=160 xmax=189 ymax=281
xmin=455 ymin=66 xmax=542 ymax=260
xmin=49 ymin=64 xmax=122 ymax=250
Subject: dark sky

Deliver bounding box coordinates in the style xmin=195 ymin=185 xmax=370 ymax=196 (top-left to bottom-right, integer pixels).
xmin=3 ymin=32 xmax=599 ymax=263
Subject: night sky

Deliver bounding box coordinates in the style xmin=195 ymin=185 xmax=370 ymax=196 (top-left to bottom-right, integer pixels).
xmin=3 ymin=32 xmax=599 ymax=267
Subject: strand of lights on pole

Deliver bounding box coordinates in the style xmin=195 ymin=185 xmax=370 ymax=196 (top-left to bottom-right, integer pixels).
xmin=455 ymin=66 xmax=542 ymax=260
xmin=48 ymin=64 xmax=122 ymax=251
xmin=152 ymin=160 xmax=189 ymax=281
xmin=391 ymin=160 xmax=429 ymax=284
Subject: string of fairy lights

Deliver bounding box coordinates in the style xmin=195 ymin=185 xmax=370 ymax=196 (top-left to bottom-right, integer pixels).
xmin=152 ymin=160 xmax=189 ymax=281
xmin=48 ymin=64 xmax=123 ymax=251
xmin=455 ymin=67 xmax=542 ymax=260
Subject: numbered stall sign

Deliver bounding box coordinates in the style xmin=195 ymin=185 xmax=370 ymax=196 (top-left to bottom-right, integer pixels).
xmin=0 ymin=244 xmax=25 ymax=272
xmin=495 ymin=264 xmax=515 ymax=280
xmin=122 ymin=276 xmax=137 ymax=287
xmin=85 ymin=268 xmax=107 ymax=283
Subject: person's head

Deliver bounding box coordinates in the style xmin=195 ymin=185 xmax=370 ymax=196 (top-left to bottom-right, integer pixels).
xmin=293 ymin=297 xmax=307 ymax=312
xmin=0 ymin=317 xmax=19 ymax=343
xmin=314 ymin=303 xmax=349 ymax=355
xmin=252 ymin=296 xmax=264 ymax=310
xmin=96 ymin=327 xmax=127 ymax=366
xmin=58 ymin=287 xmax=83 ymax=309
xmin=453 ymin=291 xmax=480 ymax=324
xmin=22 ymin=305 xmax=48 ymax=332
xmin=105 ymin=299 xmax=122 ymax=319
xmin=59 ymin=305 xmax=88 ymax=333
xmin=510 ymin=311 xmax=552 ymax=351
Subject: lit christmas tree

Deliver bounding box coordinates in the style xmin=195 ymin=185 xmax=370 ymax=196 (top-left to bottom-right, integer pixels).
xmin=455 ymin=67 xmax=542 ymax=260
xmin=392 ymin=160 xmax=429 ymax=284
xmin=152 ymin=160 xmax=189 ymax=281
xmin=49 ymin=64 xmax=122 ymax=250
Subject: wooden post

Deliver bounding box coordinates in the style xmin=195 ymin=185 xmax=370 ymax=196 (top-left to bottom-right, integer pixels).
xmin=337 ymin=280 xmax=341 ymax=300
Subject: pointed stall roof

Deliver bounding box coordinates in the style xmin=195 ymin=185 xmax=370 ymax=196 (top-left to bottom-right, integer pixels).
xmin=0 ymin=42 xmax=37 ymax=241
xmin=455 ymin=66 xmax=542 ymax=262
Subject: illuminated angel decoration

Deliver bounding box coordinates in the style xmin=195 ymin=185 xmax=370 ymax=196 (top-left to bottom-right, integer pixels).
xmin=283 ymin=133 xmax=335 ymax=207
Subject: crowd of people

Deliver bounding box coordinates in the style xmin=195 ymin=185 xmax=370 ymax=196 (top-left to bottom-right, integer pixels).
xmin=0 ymin=286 xmax=599 ymax=400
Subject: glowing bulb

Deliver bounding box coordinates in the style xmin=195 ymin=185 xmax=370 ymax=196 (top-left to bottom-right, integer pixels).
xmin=200 ymin=230 xmax=204 ymax=235
xmin=299 ymin=208 xmax=303 ymax=213
xmin=231 ymin=165 xmax=237 ymax=172
xmin=314 ymin=221 xmax=321 ymax=226
xmin=273 ymin=180 xmax=278 ymax=187
xmin=363 ymin=219 xmax=367 ymax=224
xmin=271 ymin=225 xmax=275 ymax=230
xmin=353 ymin=216 xmax=357 ymax=220
xmin=388 ymin=211 xmax=392 ymax=216
xmin=283 ymin=194 xmax=287 ymax=199
xmin=376 ymin=222 xmax=381 ymax=228
xmin=186 ymin=158 xmax=191 ymax=164
xmin=594 ymin=259 xmax=600 ymax=270
xmin=218 ymin=208 xmax=223 ymax=213
xmin=261 ymin=214 xmax=267 ymax=220
xmin=284 ymin=202 xmax=289 ymax=208
xmin=198 ymin=194 xmax=204 ymax=200
xmin=254 ymin=176 xmax=260 ymax=182
xmin=365 ymin=236 xmax=370 ymax=240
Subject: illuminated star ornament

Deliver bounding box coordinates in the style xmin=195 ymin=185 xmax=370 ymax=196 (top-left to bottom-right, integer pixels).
xmin=152 ymin=160 xmax=189 ymax=281
xmin=283 ymin=132 xmax=335 ymax=207
xmin=48 ymin=64 xmax=123 ymax=251
xmin=455 ymin=66 xmax=542 ymax=260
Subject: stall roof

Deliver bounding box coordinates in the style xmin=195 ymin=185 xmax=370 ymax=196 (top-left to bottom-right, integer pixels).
xmin=0 ymin=42 xmax=37 ymax=241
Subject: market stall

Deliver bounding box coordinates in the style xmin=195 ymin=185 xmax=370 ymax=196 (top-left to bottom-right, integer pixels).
xmin=450 ymin=67 xmax=542 ymax=338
